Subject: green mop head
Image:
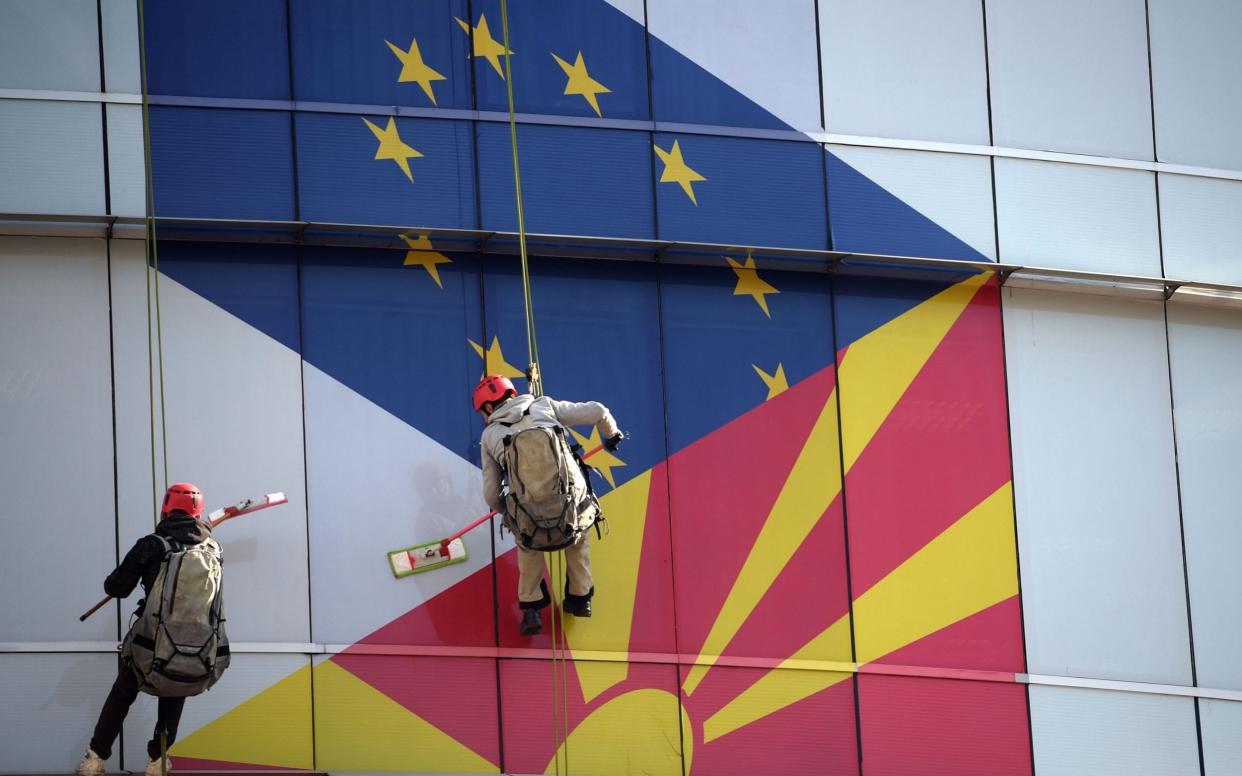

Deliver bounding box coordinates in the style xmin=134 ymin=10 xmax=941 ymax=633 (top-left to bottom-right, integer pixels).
xmin=387 ymin=537 xmax=467 ymax=578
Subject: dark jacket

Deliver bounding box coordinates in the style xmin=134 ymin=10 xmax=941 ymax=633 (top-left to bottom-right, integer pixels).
xmin=104 ymin=514 xmax=213 ymax=603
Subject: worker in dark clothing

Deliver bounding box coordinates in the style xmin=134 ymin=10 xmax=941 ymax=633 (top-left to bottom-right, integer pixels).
xmin=75 ymin=483 xmax=213 ymax=776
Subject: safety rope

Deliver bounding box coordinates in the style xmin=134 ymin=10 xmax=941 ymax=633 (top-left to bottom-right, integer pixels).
xmin=497 ymin=3 xmax=570 ymax=771
xmin=137 ymin=0 xmax=169 ymax=527
xmin=499 ymin=0 xmax=541 ymax=399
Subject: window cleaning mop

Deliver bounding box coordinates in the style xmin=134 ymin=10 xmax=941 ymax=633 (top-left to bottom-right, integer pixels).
xmin=386 ymin=440 xmax=619 ymax=578
xmin=79 ymin=492 xmax=288 ymax=621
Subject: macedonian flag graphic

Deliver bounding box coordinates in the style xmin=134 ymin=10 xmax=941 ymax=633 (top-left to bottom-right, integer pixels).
xmin=164 ymin=272 xmax=1032 ymax=775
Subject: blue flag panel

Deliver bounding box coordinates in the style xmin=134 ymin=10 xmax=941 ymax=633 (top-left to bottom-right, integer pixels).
xmin=143 ymin=0 xmax=290 ymax=99
xmin=149 ymin=107 xmax=295 ymax=222
xmin=481 ymin=255 xmax=665 ymax=488
xmin=477 ymin=122 xmax=654 ymax=238
xmin=468 ymin=0 xmax=649 ymax=120
xmin=827 ymin=151 xmax=990 ymax=262
xmin=654 ymin=133 xmax=826 ymax=250
xmin=300 ymin=245 xmax=483 ymax=462
xmin=296 ymin=112 xmax=476 ymax=228
xmin=155 ymin=242 xmax=302 ymax=353
xmin=660 ymin=262 xmax=834 ymax=452
xmin=289 ymin=0 xmax=472 ymax=110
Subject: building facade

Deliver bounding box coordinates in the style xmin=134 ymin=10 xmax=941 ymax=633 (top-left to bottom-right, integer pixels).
xmin=2 ymin=1 xmax=1241 ymax=773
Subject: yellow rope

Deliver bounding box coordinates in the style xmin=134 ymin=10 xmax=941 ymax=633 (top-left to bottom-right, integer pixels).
xmin=496 ymin=7 xmax=569 ymax=769
xmin=137 ymin=0 xmax=168 ymax=526
xmin=499 ymin=0 xmax=542 ymax=398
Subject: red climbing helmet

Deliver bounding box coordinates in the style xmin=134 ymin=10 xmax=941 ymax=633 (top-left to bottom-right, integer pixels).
xmin=162 ymin=482 xmax=204 ymax=518
xmin=472 ymin=374 xmax=517 ymax=413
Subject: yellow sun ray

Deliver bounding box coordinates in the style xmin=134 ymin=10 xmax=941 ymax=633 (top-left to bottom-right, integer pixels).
xmin=703 ymin=481 xmax=1018 ymax=740
xmin=682 ymin=272 xmax=992 ymax=698
xmin=558 ymin=471 xmax=653 ymax=702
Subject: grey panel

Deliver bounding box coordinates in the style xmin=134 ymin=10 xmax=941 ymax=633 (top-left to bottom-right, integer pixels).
xmin=1201 ymin=699 xmax=1242 ymax=775
xmin=115 ymin=271 xmax=310 ymax=643
xmin=1159 ymin=173 xmax=1242 ymax=285
xmin=994 ymin=158 xmax=1160 ymax=275
xmin=1004 ymin=288 xmax=1191 ymax=685
xmin=106 ymin=103 xmax=145 ymax=216
xmin=122 ymin=653 xmax=311 ymax=767
xmin=1166 ymin=304 xmax=1242 ymax=689
xmin=1029 ymin=686 xmax=1199 ymax=776
xmin=827 ymin=144 xmax=996 ymax=260
xmin=0 ymin=99 xmax=105 ymax=215
xmin=0 ymin=0 xmax=100 ymax=91
xmin=101 ymin=0 xmax=140 ymax=94
xmin=821 ymin=0 xmax=989 ymax=144
xmin=0 ymin=237 xmax=116 ymax=642
xmin=0 ymin=653 xmax=121 ymax=772
xmin=649 ymin=0 xmax=822 ymax=130
xmin=986 ymin=0 xmax=1153 ymax=160
xmin=1149 ymin=0 xmax=1242 ymax=170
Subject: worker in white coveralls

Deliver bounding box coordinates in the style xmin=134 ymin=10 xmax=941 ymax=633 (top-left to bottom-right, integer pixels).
xmin=473 ymin=374 xmax=624 ymax=636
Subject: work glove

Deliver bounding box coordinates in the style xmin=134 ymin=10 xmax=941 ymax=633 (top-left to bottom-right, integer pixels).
xmin=604 ymin=432 xmax=625 ymax=452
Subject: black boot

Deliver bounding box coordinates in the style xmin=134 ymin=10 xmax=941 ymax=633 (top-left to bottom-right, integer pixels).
xmin=563 ymin=592 xmax=593 ymax=618
xmin=520 ymin=608 xmax=542 ymax=635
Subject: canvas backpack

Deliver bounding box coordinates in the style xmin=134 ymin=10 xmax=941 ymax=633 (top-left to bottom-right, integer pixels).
xmin=500 ymin=409 xmax=601 ymax=551
xmin=122 ymin=535 xmax=231 ymax=697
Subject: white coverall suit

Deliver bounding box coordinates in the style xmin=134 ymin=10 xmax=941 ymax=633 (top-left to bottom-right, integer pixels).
xmin=481 ymin=393 xmax=620 ymax=609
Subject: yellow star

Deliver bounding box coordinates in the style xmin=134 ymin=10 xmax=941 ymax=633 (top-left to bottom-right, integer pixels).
xmin=569 ymin=427 xmax=626 ymax=489
xmin=752 ymin=363 xmax=789 ymax=400
xmin=399 ymin=233 xmax=452 ymax=288
xmin=727 ymin=255 xmax=780 ymax=317
xmin=454 ymin=14 xmax=512 ymax=79
xmin=653 ymin=139 xmax=706 ymax=205
xmin=468 ymin=336 xmax=525 ymax=379
xmin=385 ymin=38 xmax=446 ymax=105
xmin=551 ymin=51 xmax=611 ymax=117
xmin=362 ymin=117 xmax=422 ymax=182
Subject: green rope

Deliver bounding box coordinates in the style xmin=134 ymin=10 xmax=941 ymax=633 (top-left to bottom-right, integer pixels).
xmin=137 ymin=0 xmax=168 ymax=526
xmin=499 ymin=0 xmax=542 ymax=398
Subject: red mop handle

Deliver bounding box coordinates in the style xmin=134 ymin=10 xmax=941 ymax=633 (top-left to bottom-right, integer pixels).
xmin=433 ymin=440 xmax=616 ymax=556
xmin=438 ymin=511 xmax=497 ymax=557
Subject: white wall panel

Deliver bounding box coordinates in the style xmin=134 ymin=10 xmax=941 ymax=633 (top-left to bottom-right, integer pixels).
xmin=1166 ymin=304 xmax=1242 ymax=690
xmin=1029 ymin=686 xmax=1199 ymax=776
xmin=986 ymin=0 xmax=1153 ymax=160
xmin=828 ymin=145 xmax=996 ymax=260
xmin=1201 ymin=699 xmax=1242 ymax=775
xmin=106 ymin=103 xmax=146 ymax=217
xmin=304 ymin=365 xmax=496 ymax=646
xmin=115 ymin=273 xmax=310 ymax=643
xmin=1004 ymin=289 xmax=1191 ymax=685
xmin=0 ymin=653 xmax=121 ymax=773
xmin=995 ymin=158 xmax=1160 ymax=275
xmin=648 ymin=0 xmax=822 ymax=130
xmin=0 ymin=0 xmax=100 ymax=91
xmin=109 ymin=239 xmax=163 ymax=565
xmin=1159 ymin=174 xmax=1242 ymax=285
xmin=123 ymin=653 xmax=311 ymax=768
xmin=0 ymin=99 xmax=105 ymax=215
xmin=0 ymin=237 xmax=116 ymax=642
xmin=101 ymin=0 xmax=141 ymax=94
xmin=1149 ymin=0 xmax=1242 ymax=171
xmin=821 ymin=0 xmax=989 ymax=144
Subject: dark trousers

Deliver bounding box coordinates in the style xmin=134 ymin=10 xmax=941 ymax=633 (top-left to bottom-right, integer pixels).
xmin=89 ymin=661 xmax=186 ymax=762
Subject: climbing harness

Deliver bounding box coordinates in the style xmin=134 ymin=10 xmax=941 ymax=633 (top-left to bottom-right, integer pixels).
xmin=498 ymin=1 xmax=569 ymax=771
